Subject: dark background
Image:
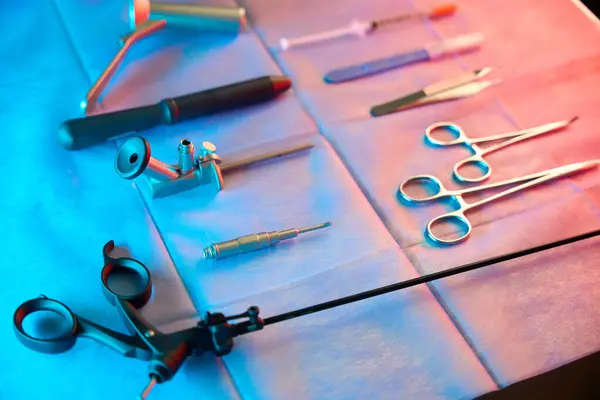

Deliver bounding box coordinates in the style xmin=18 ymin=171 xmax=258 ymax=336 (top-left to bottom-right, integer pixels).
xmin=582 ymin=0 xmax=600 ymax=17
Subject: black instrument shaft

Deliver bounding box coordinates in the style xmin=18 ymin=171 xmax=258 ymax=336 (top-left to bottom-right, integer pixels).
xmin=263 ymin=228 xmax=600 ymax=326
xmin=60 ymin=76 xmax=291 ymax=150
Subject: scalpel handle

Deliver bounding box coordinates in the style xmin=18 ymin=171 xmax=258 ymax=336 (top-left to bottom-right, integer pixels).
xmin=325 ymin=49 xmax=430 ymax=83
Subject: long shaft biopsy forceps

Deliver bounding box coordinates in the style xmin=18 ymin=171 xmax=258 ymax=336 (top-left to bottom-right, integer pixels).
xmin=398 ymin=160 xmax=599 ymax=245
xmin=425 ymin=117 xmax=578 ymax=183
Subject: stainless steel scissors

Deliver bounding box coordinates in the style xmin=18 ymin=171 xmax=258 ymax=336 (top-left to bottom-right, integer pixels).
xmin=398 ymin=160 xmax=598 ymax=245
xmin=425 ymin=117 xmax=578 ymax=183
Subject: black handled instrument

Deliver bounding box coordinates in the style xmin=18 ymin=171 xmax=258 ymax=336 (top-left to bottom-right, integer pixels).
xmin=13 ymin=240 xmax=263 ymax=399
xmin=15 ymin=229 xmax=600 ymax=398
xmin=59 ymin=75 xmax=292 ymax=150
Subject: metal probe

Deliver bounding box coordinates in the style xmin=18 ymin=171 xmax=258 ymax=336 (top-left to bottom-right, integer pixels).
xmin=203 ymin=222 xmax=332 ymax=259
xmin=219 ymin=141 xmax=315 ymax=174
xmin=138 ymin=376 xmax=157 ymax=399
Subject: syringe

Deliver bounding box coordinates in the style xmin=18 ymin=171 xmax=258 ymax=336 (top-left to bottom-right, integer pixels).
xmin=279 ymin=4 xmax=457 ymax=51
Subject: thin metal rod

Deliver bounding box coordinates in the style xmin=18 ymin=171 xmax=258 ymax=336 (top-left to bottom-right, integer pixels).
xmin=137 ymin=377 xmax=157 ymax=400
xmin=263 ymin=228 xmax=600 ymax=326
xmin=219 ymin=142 xmax=314 ymax=174
xmin=84 ymin=19 xmax=166 ymax=114
xmin=298 ymin=222 xmax=332 ymax=234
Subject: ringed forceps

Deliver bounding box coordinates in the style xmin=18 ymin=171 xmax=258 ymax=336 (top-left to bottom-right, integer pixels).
xmin=425 ymin=117 xmax=578 ymax=182
xmin=398 ymin=160 xmax=598 ymax=245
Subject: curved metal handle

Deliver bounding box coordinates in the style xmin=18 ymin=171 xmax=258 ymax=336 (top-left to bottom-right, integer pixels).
xmin=78 ymin=316 xmax=151 ymax=359
xmin=114 ymin=297 xmax=162 ymax=354
xmin=453 ymin=155 xmax=492 ymax=183
xmin=83 ymin=19 xmax=167 ymax=114
xmin=102 ymin=240 xmax=118 ymax=264
xmin=398 ymin=174 xmax=448 ymax=203
xmin=13 ymin=296 xmax=79 ymax=354
xmin=13 ymin=296 xmax=150 ymax=359
xmin=425 ymin=211 xmax=472 ymax=245
xmin=425 ymin=122 xmax=466 ymax=146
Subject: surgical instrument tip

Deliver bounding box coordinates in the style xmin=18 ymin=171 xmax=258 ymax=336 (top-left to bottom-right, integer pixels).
xmin=569 ymin=116 xmax=579 ymax=123
xmin=475 ymin=67 xmax=493 ymax=77
xmin=138 ymin=376 xmax=157 ymax=400
xmin=297 ymin=222 xmax=332 ymax=234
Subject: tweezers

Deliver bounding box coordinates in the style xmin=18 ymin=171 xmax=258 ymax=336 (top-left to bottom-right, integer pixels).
xmin=370 ymin=67 xmax=500 ymax=117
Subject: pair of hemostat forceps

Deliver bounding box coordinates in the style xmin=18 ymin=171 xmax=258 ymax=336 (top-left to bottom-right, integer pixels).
xmin=370 ymin=67 xmax=500 ymax=117
xmin=398 ymin=160 xmax=599 ymax=245
xmin=425 ymin=117 xmax=579 ymax=182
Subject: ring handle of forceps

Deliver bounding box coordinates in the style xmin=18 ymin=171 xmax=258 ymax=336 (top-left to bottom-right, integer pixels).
xmin=426 ymin=211 xmax=473 ymax=245
xmin=100 ymin=240 xmax=163 ymax=354
xmin=453 ymin=155 xmax=492 ymax=183
xmin=101 ymin=240 xmax=153 ymax=309
xmin=424 ymin=122 xmax=467 ymax=146
xmin=424 ymin=123 xmax=493 ymax=182
xmin=398 ymin=174 xmax=448 ymax=203
xmin=13 ymin=240 xmax=157 ymax=357
xmin=12 ymin=296 xmax=151 ymax=358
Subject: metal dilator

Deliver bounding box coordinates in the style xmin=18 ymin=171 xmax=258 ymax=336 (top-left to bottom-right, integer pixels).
xmin=126 ymin=0 xmax=246 ymax=39
xmin=203 ymin=222 xmax=332 ymax=260
xmin=114 ymin=136 xmax=315 ymax=198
